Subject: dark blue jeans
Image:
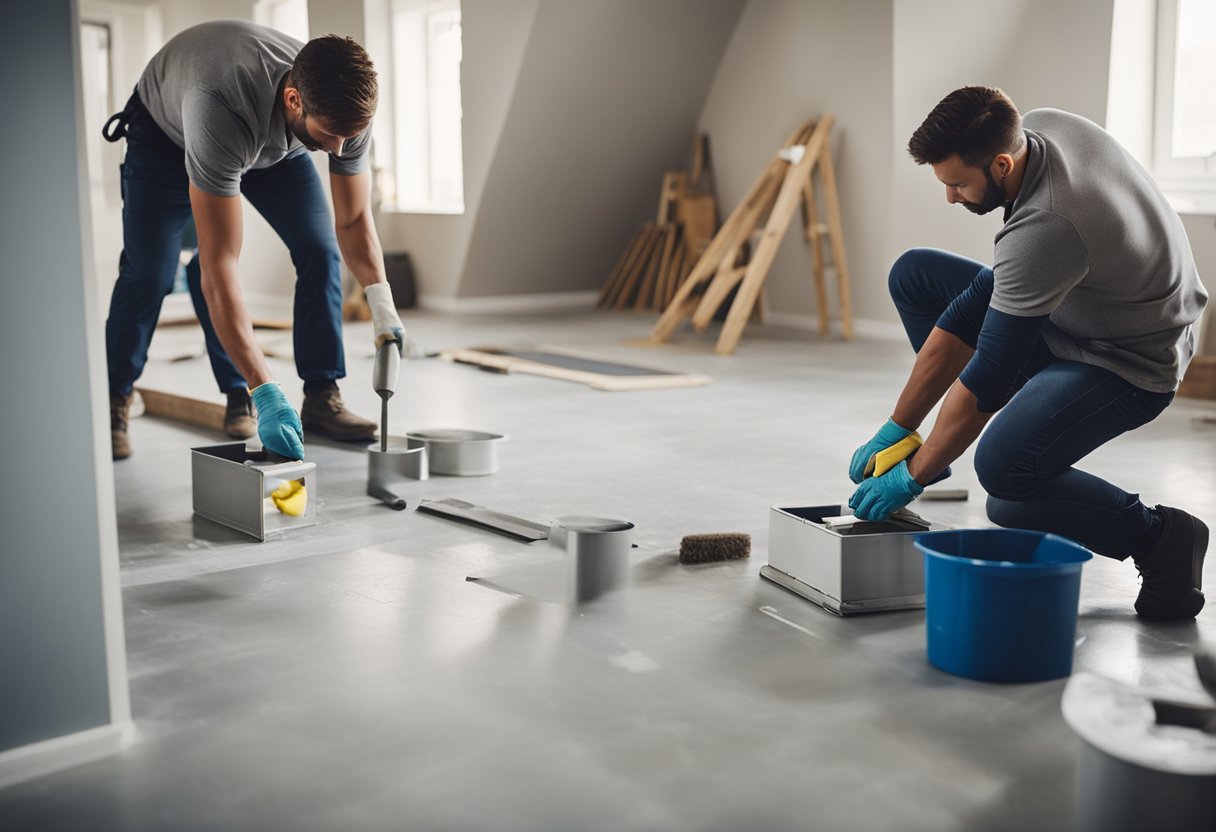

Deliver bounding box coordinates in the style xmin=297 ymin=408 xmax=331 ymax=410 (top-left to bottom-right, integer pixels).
xmin=889 ymin=248 xmax=1174 ymax=561
xmin=105 ymin=97 xmax=344 ymax=395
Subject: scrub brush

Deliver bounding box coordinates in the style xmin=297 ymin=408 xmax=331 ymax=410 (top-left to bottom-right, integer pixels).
xmin=679 ymin=533 xmax=751 ymax=564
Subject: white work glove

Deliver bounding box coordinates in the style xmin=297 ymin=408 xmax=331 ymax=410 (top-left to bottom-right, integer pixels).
xmin=365 ymin=282 xmax=406 ymax=354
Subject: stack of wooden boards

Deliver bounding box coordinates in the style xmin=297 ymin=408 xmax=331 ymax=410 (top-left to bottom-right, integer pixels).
xmin=598 ymin=136 xmax=718 ymax=313
xmin=640 ymin=116 xmax=853 ymax=355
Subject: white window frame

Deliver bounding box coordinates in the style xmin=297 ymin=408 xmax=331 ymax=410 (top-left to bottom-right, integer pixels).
xmin=1153 ymin=0 xmax=1216 ymax=212
xmin=371 ymin=0 xmax=465 ymax=215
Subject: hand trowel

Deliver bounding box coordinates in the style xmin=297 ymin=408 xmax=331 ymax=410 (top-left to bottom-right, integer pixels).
xmin=373 ymin=338 xmax=401 ymax=452
xmin=367 ymin=338 xmax=414 ymax=510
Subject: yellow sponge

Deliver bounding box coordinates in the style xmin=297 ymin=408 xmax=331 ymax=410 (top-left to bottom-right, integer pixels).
xmin=864 ymin=432 xmax=923 ymax=479
xmin=270 ymin=479 xmax=308 ymax=517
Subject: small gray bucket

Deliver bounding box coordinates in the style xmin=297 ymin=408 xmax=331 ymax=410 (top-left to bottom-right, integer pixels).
xmin=549 ymin=516 xmax=634 ymax=602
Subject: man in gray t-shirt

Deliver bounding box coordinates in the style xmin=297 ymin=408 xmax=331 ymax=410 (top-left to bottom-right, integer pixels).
xmin=103 ymin=20 xmax=406 ymax=462
xmin=846 ymin=86 xmax=1209 ymax=621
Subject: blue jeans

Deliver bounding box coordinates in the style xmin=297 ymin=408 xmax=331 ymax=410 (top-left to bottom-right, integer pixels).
xmin=889 ymin=248 xmax=1174 ymax=561
xmin=104 ymin=95 xmax=345 ymax=395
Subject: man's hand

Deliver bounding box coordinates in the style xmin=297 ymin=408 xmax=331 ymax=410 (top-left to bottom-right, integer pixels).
xmin=365 ymin=283 xmax=405 ymax=353
xmin=849 ymin=418 xmax=914 ymax=484
xmin=848 ymin=460 xmax=924 ymax=521
xmin=250 ymin=382 xmax=305 ymax=460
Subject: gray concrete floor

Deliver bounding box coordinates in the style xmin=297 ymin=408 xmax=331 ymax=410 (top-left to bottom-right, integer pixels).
xmin=2 ymin=310 xmax=1215 ymax=831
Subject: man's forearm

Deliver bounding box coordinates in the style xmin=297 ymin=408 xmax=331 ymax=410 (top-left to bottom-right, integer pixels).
xmin=891 ymin=327 xmax=976 ymax=431
xmin=336 ymin=214 xmax=387 ymax=288
xmin=200 ymin=260 xmax=273 ymax=389
xmin=906 ymin=379 xmax=992 ymax=484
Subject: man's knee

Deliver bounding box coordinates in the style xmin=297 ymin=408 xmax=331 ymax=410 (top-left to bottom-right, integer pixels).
xmin=291 ymin=241 xmax=342 ymax=281
xmin=984 ymin=494 xmax=1019 ymax=529
xmin=974 ymin=431 xmax=1040 ymax=500
xmin=888 ymin=248 xmax=940 ymax=308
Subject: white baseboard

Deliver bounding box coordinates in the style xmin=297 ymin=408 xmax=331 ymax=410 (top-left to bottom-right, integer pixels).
xmin=0 ymin=721 xmax=132 ymax=789
xmin=763 ymin=312 xmax=905 ymax=342
xmin=417 ymin=290 xmax=600 ymax=315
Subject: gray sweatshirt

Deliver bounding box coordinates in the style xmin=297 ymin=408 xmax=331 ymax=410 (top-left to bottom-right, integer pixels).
xmin=993 ymin=108 xmax=1207 ymax=392
xmin=136 ymin=19 xmax=370 ymax=196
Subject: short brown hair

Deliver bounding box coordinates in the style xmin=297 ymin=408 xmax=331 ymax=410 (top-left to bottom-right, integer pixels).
xmin=907 ymin=86 xmax=1023 ymax=168
xmin=291 ymin=35 xmax=378 ymax=132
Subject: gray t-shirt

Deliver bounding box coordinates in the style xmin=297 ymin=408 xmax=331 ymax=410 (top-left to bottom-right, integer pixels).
xmin=136 ymin=19 xmax=370 ymax=196
xmin=992 ymin=108 xmax=1208 ymax=392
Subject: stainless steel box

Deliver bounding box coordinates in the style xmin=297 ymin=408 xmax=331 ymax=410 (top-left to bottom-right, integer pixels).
xmin=761 ymin=504 xmax=948 ymax=616
xmin=191 ymin=442 xmax=317 ymax=541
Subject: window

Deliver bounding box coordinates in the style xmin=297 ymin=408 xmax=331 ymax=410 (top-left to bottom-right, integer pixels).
xmin=371 ymin=0 xmax=464 ymax=213
xmin=254 ymin=0 xmax=310 ymax=43
xmin=1153 ymin=0 xmax=1216 ymax=205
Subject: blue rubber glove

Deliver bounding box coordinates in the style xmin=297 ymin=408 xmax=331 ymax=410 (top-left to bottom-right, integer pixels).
xmin=848 ymin=459 xmax=924 ymax=521
xmin=250 ymin=382 xmax=305 ymax=460
xmin=849 ymin=418 xmax=913 ymax=484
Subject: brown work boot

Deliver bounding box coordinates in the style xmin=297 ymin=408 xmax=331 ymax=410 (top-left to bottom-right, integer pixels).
xmin=301 ymin=382 xmax=376 ymax=441
xmin=1133 ymin=505 xmax=1207 ymax=621
xmin=224 ymin=388 xmax=257 ymax=439
xmin=110 ymin=392 xmax=132 ymax=460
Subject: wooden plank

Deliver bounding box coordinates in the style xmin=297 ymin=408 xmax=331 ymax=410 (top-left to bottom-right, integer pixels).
xmin=599 ymin=225 xmax=645 ymax=307
xmin=641 ymin=224 xmax=678 ymax=311
xmin=803 ymin=177 xmax=829 ymax=336
xmin=691 ymin=170 xmax=784 ymax=331
xmin=817 ymin=127 xmax=853 ymax=339
xmin=604 ymin=225 xmax=655 ymax=308
xmin=662 ymin=235 xmax=686 ymax=310
xmin=715 ymin=117 xmax=833 ymax=355
xmin=440 ymin=346 xmax=711 ymax=392
xmin=613 ymin=225 xmax=662 ymax=310
xmin=634 ymin=224 xmax=670 ymax=312
xmin=135 ymin=387 xmax=225 ymax=431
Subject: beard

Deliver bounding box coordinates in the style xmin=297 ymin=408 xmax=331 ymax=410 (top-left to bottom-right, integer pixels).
xmin=289 ymin=112 xmax=322 ymax=152
xmin=963 ymin=167 xmax=1007 ymax=215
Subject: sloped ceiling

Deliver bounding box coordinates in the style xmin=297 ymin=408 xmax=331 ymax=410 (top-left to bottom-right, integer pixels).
xmin=456 ymin=0 xmax=745 ymax=298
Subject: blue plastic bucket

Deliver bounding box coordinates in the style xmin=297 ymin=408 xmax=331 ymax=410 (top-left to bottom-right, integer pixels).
xmin=914 ymin=529 xmax=1092 ymax=683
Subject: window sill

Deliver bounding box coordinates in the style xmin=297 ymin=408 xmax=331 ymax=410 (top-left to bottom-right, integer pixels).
xmin=378 ymin=203 xmax=466 ymax=216
xmin=1159 ymin=182 xmax=1216 ymax=216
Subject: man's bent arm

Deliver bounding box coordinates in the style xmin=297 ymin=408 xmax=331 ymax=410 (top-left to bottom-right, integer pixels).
xmin=890 ymin=327 xmax=975 ymax=431
xmin=906 ymin=379 xmax=991 ymax=484
xmin=330 ymin=171 xmax=387 ymax=288
xmin=188 ymin=184 xmax=273 ymax=388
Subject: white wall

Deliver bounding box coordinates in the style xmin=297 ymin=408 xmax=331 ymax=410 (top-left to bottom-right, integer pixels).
xmin=887 ymin=0 xmax=1116 ymax=293
xmin=696 ymin=0 xmax=894 ymax=327
xmin=374 ymin=0 xmax=542 ymax=302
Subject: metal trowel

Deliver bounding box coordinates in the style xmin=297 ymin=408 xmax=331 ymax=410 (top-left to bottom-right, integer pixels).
xmin=367 ymin=338 xmax=412 ymax=509
xmin=373 ymin=338 xmax=401 ymax=452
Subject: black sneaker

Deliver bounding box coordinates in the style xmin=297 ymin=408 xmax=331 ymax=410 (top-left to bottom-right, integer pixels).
xmin=1133 ymin=506 xmax=1207 ymax=621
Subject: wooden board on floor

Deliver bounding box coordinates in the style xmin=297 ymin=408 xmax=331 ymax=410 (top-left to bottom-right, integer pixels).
xmin=135 ymin=387 xmax=225 ymax=431
xmin=439 ymin=346 xmax=711 ymax=391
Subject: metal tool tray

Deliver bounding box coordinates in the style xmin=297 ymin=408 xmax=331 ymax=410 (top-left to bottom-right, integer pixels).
xmin=191 ymin=442 xmax=317 ymax=541
xmin=761 ymin=503 xmax=948 ymax=616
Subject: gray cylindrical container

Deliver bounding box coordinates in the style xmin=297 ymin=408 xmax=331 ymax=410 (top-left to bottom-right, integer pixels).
xmin=549 ymin=516 xmax=634 ymax=602
xmin=405 ymin=429 xmax=505 ymax=476
xmin=1062 ymin=672 xmax=1216 ymax=832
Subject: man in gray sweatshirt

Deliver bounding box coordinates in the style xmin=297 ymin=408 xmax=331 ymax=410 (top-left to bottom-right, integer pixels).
xmin=849 ymin=86 xmax=1209 ymax=620
xmin=103 ymin=20 xmax=406 ymax=460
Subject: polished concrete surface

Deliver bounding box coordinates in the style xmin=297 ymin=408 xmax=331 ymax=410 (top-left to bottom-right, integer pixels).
xmin=3 ymin=311 xmax=1215 ymax=831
